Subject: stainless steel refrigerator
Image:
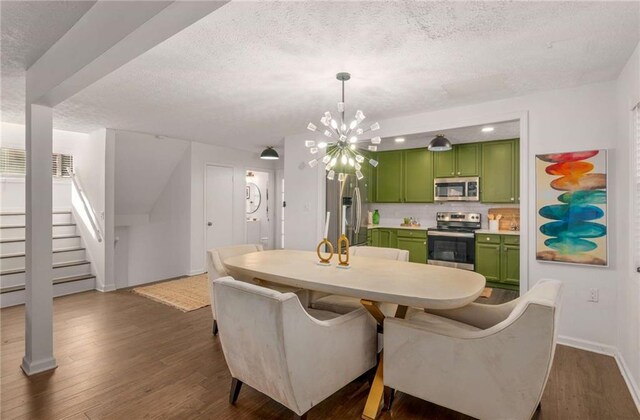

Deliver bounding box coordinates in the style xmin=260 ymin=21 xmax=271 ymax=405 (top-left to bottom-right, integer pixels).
xmin=326 ymin=174 xmax=368 ymax=247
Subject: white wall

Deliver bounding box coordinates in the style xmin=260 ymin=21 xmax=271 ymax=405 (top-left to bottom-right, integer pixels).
xmin=285 ymin=80 xmax=623 ymax=352
xmin=117 ymin=144 xmax=192 ymax=286
xmin=616 ymin=41 xmax=640 ymax=406
xmin=189 ymin=142 xmax=277 ymax=274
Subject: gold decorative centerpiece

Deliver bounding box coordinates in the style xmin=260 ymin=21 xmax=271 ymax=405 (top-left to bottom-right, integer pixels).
xmin=337 ymin=233 xmax=350 ymax=269
xmin=316 ymin=212 xmax=334 ymax=266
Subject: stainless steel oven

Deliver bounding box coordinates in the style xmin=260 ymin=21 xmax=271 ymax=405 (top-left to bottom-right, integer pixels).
xmin=427 ymin=230 xmax=476 ymax=270
xmin=434 ymin=177 xmax=480 ymax=202
xmin=427 ymin=212 xmax=481 ymax=271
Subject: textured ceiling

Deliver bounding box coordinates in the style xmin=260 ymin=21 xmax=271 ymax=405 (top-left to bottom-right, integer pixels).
xmin=378 ymin=120 xmax=520 ymax=151
xmin=2 ymin=1 xmax=639 ymax=153
xmin=1 ymin=1 xmax=95 ymax=120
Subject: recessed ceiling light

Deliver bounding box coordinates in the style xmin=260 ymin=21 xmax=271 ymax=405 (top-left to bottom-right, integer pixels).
xmin=482 ymin=127 xmax=494 ymax=133
xmin=394 ymin=137 xmax=405 ymax=143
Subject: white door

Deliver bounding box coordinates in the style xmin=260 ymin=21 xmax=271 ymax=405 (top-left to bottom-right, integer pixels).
xmin=206 ymin=165 xmax=234 ymax=251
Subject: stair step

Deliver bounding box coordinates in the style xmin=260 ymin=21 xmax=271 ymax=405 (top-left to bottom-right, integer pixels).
xmin=0 ymin=223 xmax=76 ymax=229
xmin=0 ymin=247 xmax=86 ymax=259
xmin=0 ymin=234 xmax=81 ymax=244
xmin=0 ymin=274 xmax=96 ymax=294
xmin=0 ymin=211 xmax=72 ymax=216
xmin=0 ymin=260 xmax=90 ymax=276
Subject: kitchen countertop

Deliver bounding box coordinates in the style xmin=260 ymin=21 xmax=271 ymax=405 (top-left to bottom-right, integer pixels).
xmin=368 ymin=224 xmax=431 ymax=231
xmin=475 ymin=229 xmax=520 ymax=236
xmin=368 ymin=225 xmax=521 ymax=235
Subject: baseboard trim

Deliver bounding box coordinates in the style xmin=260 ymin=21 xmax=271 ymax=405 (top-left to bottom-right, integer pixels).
xmin=21 ymin=356 xmax=57 ymax=376
xmin=189 ymin=269 xmax=205 ymax=276
xmin=97 ymin=284 xmax=116 ymax=292
xmin=615 ymin=349 xmax=640 ymax=413
xmin=557 ymin=335 xmax=616 ymax=356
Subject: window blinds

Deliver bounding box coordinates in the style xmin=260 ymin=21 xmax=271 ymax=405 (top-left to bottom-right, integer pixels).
xmin=0 ymin=148 xmax=73 ymax=177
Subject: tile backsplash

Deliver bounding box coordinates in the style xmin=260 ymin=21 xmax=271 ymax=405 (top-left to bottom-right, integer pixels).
xmin=368 ymin=202 xmax=520 ymax=229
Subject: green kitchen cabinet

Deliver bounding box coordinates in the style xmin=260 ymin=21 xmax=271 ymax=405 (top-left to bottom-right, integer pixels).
xmin=481 ymin=139 xmax=518 ymax=203
xmin=475 ymin=234 xmax=520 ymax=291
xmin=403 ymin=148 xmax=434 ymax=203
xmin=433 ymin=149 xmax=456 ymax=177
xmin=370 ymin=229 xmax=381 ymax=247
xmin=455 ymin=143 xmax=481 ymax=176
xmin=375 ymin=151 xmax=403 ymax=203
xmin=433 ymin=143 xmax=480 ymax=178
xmin=475 ymin=242 xmax=501 ymax=282
xmin=367 ymin=230 xmax=373 ymax=246
xmin=397 ymin=230 xmax=427 ymax=259
xmin=376 ymin=228 xmax=397 ymax=249
xmin=501 ymin=243 xmax=520 ymax=286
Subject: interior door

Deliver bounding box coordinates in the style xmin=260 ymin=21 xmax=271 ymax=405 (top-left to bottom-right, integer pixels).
xmin=206 ymin=165 xmax=234 ymax=252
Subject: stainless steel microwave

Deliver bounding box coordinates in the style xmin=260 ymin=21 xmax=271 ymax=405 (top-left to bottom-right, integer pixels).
xmin=434 ymin=177 xmax=480 ymax=202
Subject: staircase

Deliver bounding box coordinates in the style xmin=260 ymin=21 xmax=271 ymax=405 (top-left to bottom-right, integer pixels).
xmin=0 ymin=211 xmax=96 ymax=308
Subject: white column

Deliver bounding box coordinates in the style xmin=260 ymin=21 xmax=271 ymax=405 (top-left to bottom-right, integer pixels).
xmin=22 ymin=103 xmax=57 ymax=375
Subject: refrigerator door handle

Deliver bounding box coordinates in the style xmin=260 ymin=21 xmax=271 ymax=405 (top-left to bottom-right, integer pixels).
xmin=354 ymin=187 xmax=361 ymax=234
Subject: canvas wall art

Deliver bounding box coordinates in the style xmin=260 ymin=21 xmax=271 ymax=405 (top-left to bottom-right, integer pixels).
xmin=535 ymin=150 xmax=607 ymax=266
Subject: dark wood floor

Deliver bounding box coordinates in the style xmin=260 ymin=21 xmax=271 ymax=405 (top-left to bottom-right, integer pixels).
xmin=1 ymin=290 xmax=638 ymax=420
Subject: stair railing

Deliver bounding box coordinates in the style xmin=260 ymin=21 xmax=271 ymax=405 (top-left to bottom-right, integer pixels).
xmin=68 ymin=169 xmax=103 ymax=243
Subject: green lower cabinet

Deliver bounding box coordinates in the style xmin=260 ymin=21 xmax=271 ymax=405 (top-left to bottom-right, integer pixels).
xmin=370 ymin=229 xmax=380 ymax=246
xmin=475 ymin=242 xmax=501 ymax=282
xmin=475 ymin=234 xmax=520 ymax=291
xmin=370 ymin=228 xmax=428 ymax=263
xmin=376 ymin=228 xmax=397 ymax=248
xmin=397 ymin=237 xmax=427 ymax=264
xmin=501 ymin=244 xmax=520 ymax=287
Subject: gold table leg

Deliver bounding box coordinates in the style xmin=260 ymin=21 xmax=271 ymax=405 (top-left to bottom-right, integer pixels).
xmin=360 ymin=300 xmax=408 ymax=420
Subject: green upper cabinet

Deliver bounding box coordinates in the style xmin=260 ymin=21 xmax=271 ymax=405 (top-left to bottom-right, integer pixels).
xmin=434 ymin=143 xmax=480 ymax=178
xmin=375 ymin=151 xmax=403 ymax=203
xmin=403 ymin=148 xmax=434 ymax=203
xmin=481 ymin=139 xmax=518 ymax=203
xmin=433 ymin=149 xmax=456 ymax=178
xmin=455 ymin=143 xmax=481 ymax=176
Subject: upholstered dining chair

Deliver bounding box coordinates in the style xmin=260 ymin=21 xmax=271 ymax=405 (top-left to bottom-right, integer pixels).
xmin=207 ymin=244 xmax=305 ymax=336
xmin=214 ymin=276 xmax=377 ymax=420
xmin=310 ymin=246 xmax=409 ymax=316
xmin=383 ymin=279 xmax=563 ymax=420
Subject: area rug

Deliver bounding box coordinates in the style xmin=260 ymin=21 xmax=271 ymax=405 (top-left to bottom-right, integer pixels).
xmin=479 ymin=287 xmax=493 ymax=299
xmin=132 ymin=274 xmax=210 ymax=312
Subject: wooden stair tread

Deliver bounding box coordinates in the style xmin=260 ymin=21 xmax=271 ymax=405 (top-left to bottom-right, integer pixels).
xmin=0 ymin=234 xmax=81 ymax=244
xmin=0 ymin=223 xmax=76 ymax=229
xmin=1 ymin=260 xmax=90 ymax=276
xmin=0 ymin=274 xmax=96 ymax=294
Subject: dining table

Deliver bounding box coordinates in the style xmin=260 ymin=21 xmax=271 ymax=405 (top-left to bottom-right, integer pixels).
xmin=224 ymin=249 xmax=486 ymax=420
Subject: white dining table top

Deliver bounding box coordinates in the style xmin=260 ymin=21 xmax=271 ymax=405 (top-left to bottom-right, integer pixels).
xmin=223 ymin=249 xmax=486 ymax=310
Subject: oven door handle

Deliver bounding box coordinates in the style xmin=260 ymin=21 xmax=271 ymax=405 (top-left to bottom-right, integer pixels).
xmin=428 ymin=231 xmax=475 ymax=238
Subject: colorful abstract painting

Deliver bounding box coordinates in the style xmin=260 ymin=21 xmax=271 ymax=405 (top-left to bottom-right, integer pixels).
xmin=536 ymin=150 xmax=607 ymax=266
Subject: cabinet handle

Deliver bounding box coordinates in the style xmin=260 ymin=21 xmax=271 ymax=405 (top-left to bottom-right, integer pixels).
xmin=451 ymin=172 xmax=454 ymax=175
xmin=423 ymin=242 xmax=426 ymax=245
xmin=457 ymin=171 xmax=461 ymax=175
xmin=510 ymin=197 xmax=514 ymax=201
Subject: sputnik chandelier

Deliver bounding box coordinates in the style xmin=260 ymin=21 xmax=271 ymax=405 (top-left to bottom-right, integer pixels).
xmin=306 ymin=72 xmax=380 ymax=181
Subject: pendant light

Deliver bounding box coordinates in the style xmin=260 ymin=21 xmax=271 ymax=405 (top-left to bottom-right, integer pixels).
xmin=427 ymin=134 xmax=452 ymax=152
xmin=260 ymin=147 xmax=279 ymax=160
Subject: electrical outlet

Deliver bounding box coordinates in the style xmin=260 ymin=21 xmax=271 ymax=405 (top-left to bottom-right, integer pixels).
xmin=588 ymin=288 xmax=599 ymax=303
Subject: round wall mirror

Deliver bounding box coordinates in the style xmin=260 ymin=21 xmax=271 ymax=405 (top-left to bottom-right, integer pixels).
xmin=246 ymin=182 xmax=261 ymax=214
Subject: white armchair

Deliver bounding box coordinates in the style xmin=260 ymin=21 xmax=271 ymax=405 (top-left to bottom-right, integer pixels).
xmin=207 ymin=244 xmax=304 ymax=336
xmin=207 ymin=244 xmax=264 ymax=335
xmin=214 ymin=276 xmax=377 ymax=419
xmin=384 ymin=279 xmax=563 ymax=420
xmin=310 ymin=246 xmax=409 ymax=316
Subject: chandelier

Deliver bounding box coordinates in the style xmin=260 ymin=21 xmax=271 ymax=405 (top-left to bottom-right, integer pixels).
xmin=306 ymin=72 xmax=380 ymax=181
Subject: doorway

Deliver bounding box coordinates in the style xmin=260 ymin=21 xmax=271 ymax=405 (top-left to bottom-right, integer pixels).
xmin=206 ymin=165 xmax=234 ymax=252
xmin=245 ymin=170 xmax=273 ymax=249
